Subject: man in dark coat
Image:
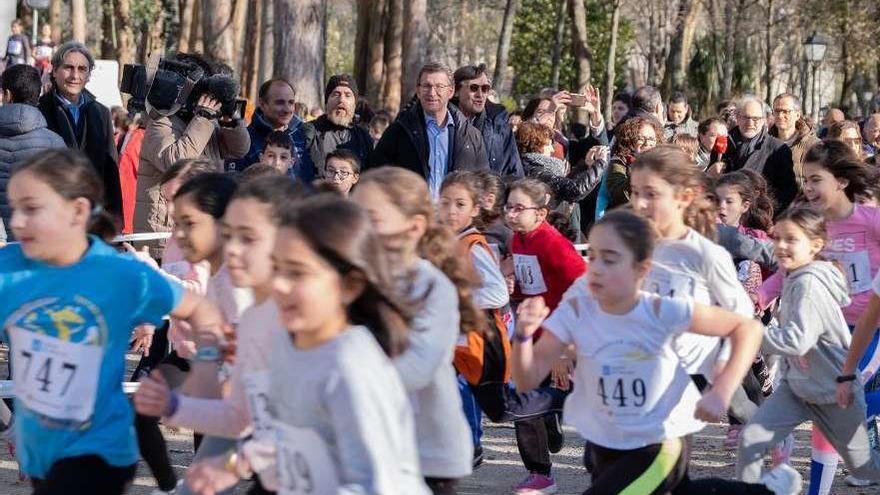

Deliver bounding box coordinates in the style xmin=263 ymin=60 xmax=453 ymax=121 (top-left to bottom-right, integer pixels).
xmin=309 ymin=74 xmax=374 ymax=175
xmin=370 ymin=62 xmax=489 ymax=198
xmin=0 ymin=64 xmax=66 ymax=238
xmin=38 ymin=41 xmax=122 ymax=219
xmin=452 ymin=64 xmax=522 ymax=177
xmin=723 ymin=96 xmax=797 ymax=212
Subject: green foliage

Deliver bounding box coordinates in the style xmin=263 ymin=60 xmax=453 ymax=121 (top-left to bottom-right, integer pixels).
xmin=326 ymin=0 xmax=355 ymax=76
xmin=509 ymin=0 xmax=633 ymax=102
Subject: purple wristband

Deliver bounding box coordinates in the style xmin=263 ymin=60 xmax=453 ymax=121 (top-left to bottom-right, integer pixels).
xmin=513 ymin=332 xmax=533 ymax=344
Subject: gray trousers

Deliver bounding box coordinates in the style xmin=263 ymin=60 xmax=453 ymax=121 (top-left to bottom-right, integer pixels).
xmin=177 ymin=435 xmax=238 ymax=495
xmin=737 ymin=381 xmax=880 ymax=482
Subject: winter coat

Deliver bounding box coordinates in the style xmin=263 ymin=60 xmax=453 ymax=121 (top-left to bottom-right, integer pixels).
xmin=769 ymin=118 xmax=820 ymax=181
xmin=228 ymin=110 xmax=317 ymax=182
xmin=0 ymin=103 xmax=66 ymax=238
xmin=664 ymin=115 xmax=699 ymax=140
xmin=309 ymin=114 xmax=373 ymax=175
xmin=723 ymin=126 xmax=797 ymax=212
xmin=135 ymin=112 xmax=250 ymax=243
xmin=39 ymin=89 xmax=123 ymax=220
xmin=369 ymin=102 xmax=490 ymax=177
xmin=469 ymin=101 xmax=523 ymax=177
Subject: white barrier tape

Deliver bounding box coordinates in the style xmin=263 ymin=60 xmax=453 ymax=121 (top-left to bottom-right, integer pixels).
xmin=0 ymin=380 xmax=140 ymax=398
xmin=6 ymin=232 xmax=172 ymax=246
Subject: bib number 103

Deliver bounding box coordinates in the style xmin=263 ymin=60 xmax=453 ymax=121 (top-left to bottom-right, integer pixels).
xmin=597 ymin=377 xmax=646 ymax=408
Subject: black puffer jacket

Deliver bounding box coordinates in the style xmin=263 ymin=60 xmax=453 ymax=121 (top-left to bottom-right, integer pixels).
xmin=310 ymin=114 xmax=374 ymax=174
xmin=39 ymin=89 xmax=122 ymax=219
xmin=369 ymin=102 xmax=489 ymax=176
xmin=0 ymin=103 xmax=66 ymax=238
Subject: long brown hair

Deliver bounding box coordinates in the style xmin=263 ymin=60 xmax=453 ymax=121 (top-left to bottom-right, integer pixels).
xmin=358 ymin=167 xmax=486 ymax=334
xmin=631 ymin=145 xmax=717 ymax=239
xmin=278 ymin=194 xmax=411 ymax=357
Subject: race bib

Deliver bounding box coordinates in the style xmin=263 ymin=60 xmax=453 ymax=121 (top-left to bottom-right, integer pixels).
xmin=513 ymin=254 xmax=547 ymax=295
xmin=585 ymin=345 xmax=668 ymax=425
xmin=646 ymin=271 xmax=694 ymax=298
xmin=275 ymin=422 xmax=340 ymax=495
xmin=6 ymin=40 xmax=22 ymax=56
xmin=10 ymin=327 xmax=104 ymax=424
xmin=242 ymin=371 xmax=273 ymax=438
xmin=826 ymin=251 xmax=872 ymax=294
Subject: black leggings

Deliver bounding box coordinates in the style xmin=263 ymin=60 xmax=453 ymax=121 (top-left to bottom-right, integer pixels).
xmin=31 ymin=455 xmax=136 ymax=495
xmin=425 ymin=477 xmax=458 ymax=495
xmin=584 ymin=437 xmax=773 ymax=494
xmin=134 ymin=347 xmax=195 ymax=492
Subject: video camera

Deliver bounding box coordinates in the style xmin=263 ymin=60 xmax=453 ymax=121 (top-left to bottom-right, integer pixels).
xmin=120 ymin=53 xmax=246 ymax=120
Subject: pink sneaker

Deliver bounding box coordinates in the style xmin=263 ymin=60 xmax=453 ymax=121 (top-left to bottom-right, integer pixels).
xmin=725 ymin=424 xmax=743 ymax=450
xmin=770 ymin=433 xmax=795 ymax=468
xmin=513 ymin=473 xmax=557 ymax=494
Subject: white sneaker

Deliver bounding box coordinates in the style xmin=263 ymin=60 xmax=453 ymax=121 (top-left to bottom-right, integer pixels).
xmin=150 ymin=480 xmax=183 ymax=495
xmin=844 ymin=475 xmax=877 ymax=487
xmin=759 ymin=464 xmax=803 ymax=495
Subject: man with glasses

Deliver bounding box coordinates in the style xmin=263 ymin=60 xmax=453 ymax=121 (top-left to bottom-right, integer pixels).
xmin=370 ymin=62 xmax=489 ymax=198
xmin=451 ymin=64 xmax=523 ymax=177
xmin=722 ymin=95 xmax=797 ymax=211
xmin=863 ymin=114 xmax=880 ymax=165
xmin=309 ymin=74 xmax=373 ymax=176
xmin=768 ymin=93 xmax=818 ymax=181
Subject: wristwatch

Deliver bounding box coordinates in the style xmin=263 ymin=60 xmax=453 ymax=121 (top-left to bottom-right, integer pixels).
xmin=836 ymin=374 xmax=857 ymax=383
xmin=194 ymin=345 xmax=222 ymax=362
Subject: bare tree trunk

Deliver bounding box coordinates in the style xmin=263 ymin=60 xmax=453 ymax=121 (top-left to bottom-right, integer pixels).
xmin=550 ymin=0 xmax=567 ymax=89
xmin=568 ymin=0 xmax=592 ymax=123
xmin=179 ymin=0 xmax=196 ymax=52
xmin=603 ymin=0 xmax=621 ymax=114
xmin=191 ymin=0 xmax=204 ymax=53
xmin=354 ymin=0 xmax=371 ymax=93
xmin=763 ymin=0 xmax=773 ymax=103
xmin=661 ymin=0 xmax=700 ymax=96
xmin=721 ymin=0 xmax=735 ymax=98
xmin=274 ymin=0 xmax=326 ymax=109
xmin=400 ymin=0 xmax=428 ymax=109
xmin=101 ymin=0 xmax=116 ymax=59
xmin=456 ymin=0 xmax=470 ymax=66
xmin=381 ymin=0 xmax=404 ymax=114
xmin=258 ymin=0 xmax=273 ymax=83
xmin=493 ymin=0 xmax=519 ymax=94
xmin=72 ymin=0 xmax=87 ymax=43
xmin=202 ymin=0 xmax=235 ymax=66
xmin=49 ymin=0 xmax=62 ymax=44
xmin=241 ymin=0 xmax=261 ymax=102
xmin=231 ymin=0 xmax=249 ymax=74
xmin=364 ymin=0 xmax=387 ymax=106
xmin=116 ymin=0 xmax=135 ymax=66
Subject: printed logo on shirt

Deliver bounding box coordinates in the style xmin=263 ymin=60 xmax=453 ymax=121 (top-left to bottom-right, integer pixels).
xmin=513 ymin=254 xmax=548 ymax=295
xmin=7 ymin=296 xmax=108 ymax=427
xmin=645 ymin=270 xmax=695 ymax=298
xmin=275 ymin=422 xmax=340 ymax=494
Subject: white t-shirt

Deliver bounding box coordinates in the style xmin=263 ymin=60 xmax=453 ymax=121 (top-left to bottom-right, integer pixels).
xmin=647 ymin=229 xmax=752 ymax=375
xmin=543 ymin=282 xmax=705 ymax=449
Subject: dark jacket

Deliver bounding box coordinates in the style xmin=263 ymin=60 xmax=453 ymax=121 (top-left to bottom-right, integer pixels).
xmin=0 ymin=103 xmax=66 ymax=238
xmin=769 ymin=118 xmax=819 ymax=181
xmin=229 ymin=110 xmax=317 ymax=181
xmin=310 ymin=115 xmax=374 ymax=174
xmin=39 ymin=89 xmax=122 ymax=219
xmin=723 ymin=126 xmax=797 ymax=212
xmin=522 ymin=152 xmax=607 ymax=205
xmin=369 ymin=102 xmax=490 ymax=177
xmin=466 ymin=101 xmax=523 ymax=177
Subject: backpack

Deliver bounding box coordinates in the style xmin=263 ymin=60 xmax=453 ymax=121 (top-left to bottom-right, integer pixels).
xmin=453 ymin=231 xmax=513 ymax=422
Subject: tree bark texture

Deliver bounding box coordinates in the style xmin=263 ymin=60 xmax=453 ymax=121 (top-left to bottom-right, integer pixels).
xmin=493 ymin=0 xmax=519 ymax=94
xmin=274 ymin=0 xmax=326 ymax=109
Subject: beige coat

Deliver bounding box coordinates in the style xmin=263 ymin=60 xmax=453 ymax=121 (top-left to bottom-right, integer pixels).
xmin=134 ymin=114 xmax=250 ymax=242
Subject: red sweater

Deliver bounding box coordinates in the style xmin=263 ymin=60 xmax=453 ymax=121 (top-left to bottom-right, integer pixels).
xmin=118 ymin=127 xmax=144 ymax=234
xmin=510 ymin=220 xmax=587 ymax=311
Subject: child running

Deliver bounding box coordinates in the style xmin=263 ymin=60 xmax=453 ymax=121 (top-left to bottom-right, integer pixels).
xmin=353 ymin=167 xmax=474 ymax=494
xmin=186 ymin=195 xmax=431 ymax=494
xmin=134 ymin=177 xmax=300 ymax=494
xmin=0 ymin=149 xmax=224 ymax=494
xmin=512 ymin=209 xmax=799 ymax=494
xmin=737 ymin=206 xmax=880 ymax=487
xmin=505 ymin=178 xmax=586 ymax=494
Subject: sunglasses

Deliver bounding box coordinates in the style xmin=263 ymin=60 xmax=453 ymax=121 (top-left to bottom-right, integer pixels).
xmin=469 ymin=84 xmax=492 ymax=94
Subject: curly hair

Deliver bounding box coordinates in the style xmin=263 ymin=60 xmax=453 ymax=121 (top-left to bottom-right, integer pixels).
xmin=612 ymin=116 xmax=664 ymax=158
xmin=515 ymin=122 xmax=553 ymax=155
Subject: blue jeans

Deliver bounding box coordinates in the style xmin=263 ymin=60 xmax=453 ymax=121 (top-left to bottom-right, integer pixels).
xmin=458 ymin=374 xmax=483 ymax=448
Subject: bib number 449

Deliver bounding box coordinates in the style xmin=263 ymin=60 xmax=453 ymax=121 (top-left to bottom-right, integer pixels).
xmin=597 ymin=377 xmax=646 ymax=408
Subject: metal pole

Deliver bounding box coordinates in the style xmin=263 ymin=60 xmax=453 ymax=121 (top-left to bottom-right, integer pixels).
xmin=811 ymin=63 xmax=818 ymax=122
xmin=32 ymin=10 xmax=38 ymax=46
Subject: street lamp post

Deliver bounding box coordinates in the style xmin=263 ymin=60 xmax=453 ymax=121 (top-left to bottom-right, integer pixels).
xmin=803 ymin=31 xmax=828 ymax=122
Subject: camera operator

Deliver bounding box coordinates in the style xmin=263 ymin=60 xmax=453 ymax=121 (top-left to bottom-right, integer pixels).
xmin=134 ymin=53 xmax=250 ymax=246
xmin=38 ymin=41 xmax=123 ymax=220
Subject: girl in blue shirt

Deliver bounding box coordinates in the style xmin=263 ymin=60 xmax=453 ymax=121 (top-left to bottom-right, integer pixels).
xmin=1 ymin=149 xmax=223 ymax=495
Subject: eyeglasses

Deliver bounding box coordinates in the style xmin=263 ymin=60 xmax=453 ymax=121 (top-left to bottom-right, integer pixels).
xmin=469 ymin=84 xmax=491 ymax=94
xmin=636 ymin=136 xmax=657 ymax=145
xmin=772 ymin=108 xmax=796 ymax=116
xmin=738 ymin=115 xmax=765 ymax=123
xmin=325 ymin=169 xmax=353 ymax=180
xmin=841 ymin=138 xmax=862 ymax=146
xmin=504 ymin=204 xmax=540 ymax=214
xmin=418 ymin=83 xmax=450 ymax=94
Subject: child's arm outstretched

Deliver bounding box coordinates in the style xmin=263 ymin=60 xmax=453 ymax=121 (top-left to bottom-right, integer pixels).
xmin=510 ymin=297 xmax=565 ymax=393
xmin=685 ymin=303 xmax=763 ymax=421
xmin=838 ymin=293 xmax=880 ymax=408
